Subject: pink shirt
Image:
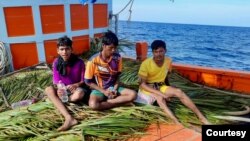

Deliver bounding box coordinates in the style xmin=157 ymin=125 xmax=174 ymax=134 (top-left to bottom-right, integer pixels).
xmin=53 ymin=58 xmax=85 ymax=86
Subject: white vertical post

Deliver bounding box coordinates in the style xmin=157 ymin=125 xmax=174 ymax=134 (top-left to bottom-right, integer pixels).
xmin=88 ymin=2 xmax=94 ymax=38
xmin=65 ymin=3 xmax=72 ymax=38
xmin=32 ymin=4 xmax=46 ymax=63
xmin=2 ymin=43 xmax=14 ymax=71
xmin=0 ymin=6 xmax=14 ymax=71
xmin=0 ymin=6 xmax=8 ymax=42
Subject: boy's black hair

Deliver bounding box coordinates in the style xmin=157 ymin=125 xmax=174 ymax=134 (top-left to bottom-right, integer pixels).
xmin=151 ymin=40 xmax=166 ymax=51
xmin=102 ymin=30 xmax=118 ymax=46
xmin=57 ymin=36 xmax=72 ymax=48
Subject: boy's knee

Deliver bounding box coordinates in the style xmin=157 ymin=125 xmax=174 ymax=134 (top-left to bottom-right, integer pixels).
xmin=45 ymin=86 xmax=54 ymax=95
xmin=76 ymin=90 xmax=84 ymax=99
xmin=174 ymin=88 xmax=184 ymax=97
xmin=156 ymin=96 xmax=165 ymax=102
xmin=88 ymin=100 xmax=99 ymax=110
xmin=130 ymin=91 xmax=137 ymax=100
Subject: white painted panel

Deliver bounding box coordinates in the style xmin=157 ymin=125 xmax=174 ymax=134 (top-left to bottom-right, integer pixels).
xmin=64 ymin=3 xmax=71 ymax=36
xmin=88 ymin=2 xmax=94 ymax=38
xmin=36 ymin=43 xmax=46 ymax=63
xmin=0 ymin=6 xmax=8 ymax=42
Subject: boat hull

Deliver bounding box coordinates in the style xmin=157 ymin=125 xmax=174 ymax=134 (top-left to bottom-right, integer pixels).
xmin=173 ymin=63 xmax=250 ymax=95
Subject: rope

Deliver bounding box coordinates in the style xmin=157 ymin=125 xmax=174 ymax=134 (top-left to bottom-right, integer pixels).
xmin=114 ymin=0 xmax=134 ymax=16
xmin=0 ymin=42 xmax=10 ymax=75
xmin=114 ymin=0 xmax=174 ymax=19
xmin=128 ymin=0 xmax=134 ymax=21
xmin=112 ymin=0 xmax=135 ymax=34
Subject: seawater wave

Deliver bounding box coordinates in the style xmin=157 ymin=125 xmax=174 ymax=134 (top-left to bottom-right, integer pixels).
xmin=114 ymin=21 xmax=250 ymax=71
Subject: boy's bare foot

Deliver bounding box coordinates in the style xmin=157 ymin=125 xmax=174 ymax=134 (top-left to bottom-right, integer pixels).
xmin=57 ymin=117 xmax=78 ymax=131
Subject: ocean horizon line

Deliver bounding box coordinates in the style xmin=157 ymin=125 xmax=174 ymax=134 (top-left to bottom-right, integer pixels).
xmin=117 ymin=20 xmax=250 ymax=29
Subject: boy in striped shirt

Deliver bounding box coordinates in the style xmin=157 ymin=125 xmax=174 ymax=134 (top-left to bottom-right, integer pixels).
xmin=85 ymin=31 xmax=136 ymax=110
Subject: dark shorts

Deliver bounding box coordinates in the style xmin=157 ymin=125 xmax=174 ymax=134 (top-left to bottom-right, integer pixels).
xmin=91 ymin=87 xmax=125 ymax=99
xmin=80 ymin=85 xmax=91 ymax=105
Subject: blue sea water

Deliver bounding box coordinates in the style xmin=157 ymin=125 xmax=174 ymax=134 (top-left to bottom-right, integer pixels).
xmin=114 ymin=21 xmax=250 ymax=72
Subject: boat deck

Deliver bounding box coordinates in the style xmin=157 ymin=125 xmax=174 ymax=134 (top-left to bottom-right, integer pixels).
xmin=131 ymin=124 xmax=201 ymax=141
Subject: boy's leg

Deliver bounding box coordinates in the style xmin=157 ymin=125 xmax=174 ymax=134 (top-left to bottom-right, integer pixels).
xmin=69 ymin=87 xmax=85 ymax=102
xmin=88 ymin=90 xmax=117 ymax=110
xmin=164 ymin=86 xmax=210 ymax=124
xmin=45 ymin=86 xmax=77 ymax=131
xmin=152 ymin=94 xmax=180 ymax=124
xmin=106 ymin=87 xmax=137 ymax=104
xmin=134 ymin=88 xmax=180 ymax=124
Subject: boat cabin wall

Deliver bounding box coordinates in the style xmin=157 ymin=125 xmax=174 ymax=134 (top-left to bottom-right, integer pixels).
xmin=0 ymin=0 xmax=112 ymax=70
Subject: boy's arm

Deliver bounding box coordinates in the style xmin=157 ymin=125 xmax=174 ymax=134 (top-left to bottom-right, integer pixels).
xmin=52 ymin=59 xmax=60 ymax=84
xmin=164 ymin=75 xmax=170 ymax=86
xmin=86 ymin=82 xmax=113 ymax=97
xmin=165 ymin=58 xmax=172 ymax=86
xmin=84 ymin=61 xmax=112 ymax=97
xmin=114 ymin=73 xmax=121 ymax=94
xmin=113 ymin=56 xmax=122 ymax=93
xmin=67 ymin=60 xmax=85 ymax=91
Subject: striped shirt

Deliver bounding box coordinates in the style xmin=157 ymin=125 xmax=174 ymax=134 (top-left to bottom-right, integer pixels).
xmin=84 ymin=52 xmax=122 ymax=89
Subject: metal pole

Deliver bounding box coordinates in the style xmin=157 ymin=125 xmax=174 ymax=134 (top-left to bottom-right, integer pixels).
xmin=114 ymin=14 xmax=119 ymax=36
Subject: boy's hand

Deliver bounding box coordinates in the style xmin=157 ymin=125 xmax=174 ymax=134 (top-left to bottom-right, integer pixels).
xmin=57 ymin=89 xmax=64 ymax=97
xmin=104 ymin=89 xmax=117 ymax=99
xmin=66 ymin=84 xmax=77 ymax=93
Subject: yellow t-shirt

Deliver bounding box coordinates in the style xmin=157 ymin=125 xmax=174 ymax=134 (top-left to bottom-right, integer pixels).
xmin=138 ymin=57 xmax=172 ymax=94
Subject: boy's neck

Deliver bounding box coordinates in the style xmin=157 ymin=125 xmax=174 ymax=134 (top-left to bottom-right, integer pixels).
xmin=153 ymin=58 xmax=164 ymax=67
xmin=101 ymin=51 xmax=111 ymax=62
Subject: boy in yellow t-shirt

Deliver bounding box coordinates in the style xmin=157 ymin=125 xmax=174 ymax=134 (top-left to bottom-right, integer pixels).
xmin=136 ymin=40 xmax=209 ymax=125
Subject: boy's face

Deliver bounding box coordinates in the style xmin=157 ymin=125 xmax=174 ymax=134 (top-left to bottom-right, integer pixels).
xmin=153 ymin=47 xmax=166 ymax=61
xmin=102 ymin=44 xmax=117 ymax=57
xmin=57 ymin=46 xmax=72 ymax=61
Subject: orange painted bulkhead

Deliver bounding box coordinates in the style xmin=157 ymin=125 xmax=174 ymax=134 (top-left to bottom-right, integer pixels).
xmin=10 ymin=43 xmax=39 ymax=70
xmin=72 ymin=35 xmax=90 ymax=54
xmin=4 ymin=6 xmax=35 ymax=37
xmin=40 ymin=5 xmax=66 ymax=34
xmin=44 ymin=39 xmax=58 ymax=63
xmin=70 ymin=4 xmax=89 ymax=31
xmin=93 ymin=4 xmax=108 ymax=28
xmin=2 ymin=2 xmax=108 ymax=69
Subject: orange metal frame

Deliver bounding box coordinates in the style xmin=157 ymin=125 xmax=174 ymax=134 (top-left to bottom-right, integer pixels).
xmin=173 ymin=63 xmax=250 ymax=95
xmin=2 ymin=3 xmax=108 ymax=70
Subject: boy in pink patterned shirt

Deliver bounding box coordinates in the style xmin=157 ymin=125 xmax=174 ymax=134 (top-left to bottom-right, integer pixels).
xmin=45 ymin=36 xmax=89 ymax=131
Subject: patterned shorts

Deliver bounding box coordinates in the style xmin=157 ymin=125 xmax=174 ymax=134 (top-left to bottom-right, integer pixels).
xmin=134 ymin=85 xmax=169 ymax=105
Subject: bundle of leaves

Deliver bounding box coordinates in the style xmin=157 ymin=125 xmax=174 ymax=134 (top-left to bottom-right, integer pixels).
xmin=0 ymin=101 xmax=170 ymax=141
xmin=0 ymin=69 xmax=52 ymax=112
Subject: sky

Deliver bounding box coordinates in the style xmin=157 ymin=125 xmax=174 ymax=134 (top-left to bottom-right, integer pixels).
xmin=112 ymin=0 xmax=250 ymax=27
